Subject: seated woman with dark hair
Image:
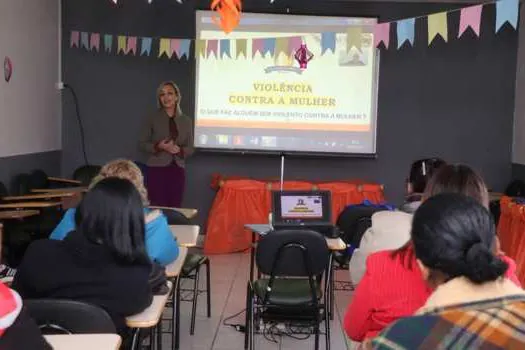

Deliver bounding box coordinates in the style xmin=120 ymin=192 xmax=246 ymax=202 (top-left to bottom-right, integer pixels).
xmin=369 ymin=193 xmax=525 ymax=349
xmin=344 ymin=164 xmax=520 ymax=342
xmin=349 ymin=158 xmax=445 ymax=285
xmin=11 ymin=178 xmax=153 ymax=333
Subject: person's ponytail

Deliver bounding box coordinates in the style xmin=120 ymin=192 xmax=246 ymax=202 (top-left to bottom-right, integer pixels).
xmin=462 ymin=242 xmax=507 ymax=284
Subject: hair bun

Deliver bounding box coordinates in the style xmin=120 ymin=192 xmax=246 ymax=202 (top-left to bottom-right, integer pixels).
xmin=463 ymin=242 xmax=507 ymax=284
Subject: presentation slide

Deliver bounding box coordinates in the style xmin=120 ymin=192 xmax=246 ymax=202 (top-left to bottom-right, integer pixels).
xmin=281 ymin=195 xmax=323 ymax=219
xmin=194 ymin=11 xmax=379 ymax=155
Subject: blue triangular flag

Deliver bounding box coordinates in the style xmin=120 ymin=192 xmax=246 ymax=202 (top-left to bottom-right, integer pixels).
xmin=104 ymin=34 xmax=113 ymax=53
xmin=321 ymin=32 xmax=336 ymax=55
xmin=81 ymin=32 xmax=89 ymax=50
xmin=140 ymin=37 xmax=152 ymax=56
xmin=179 ymin=39 xmax=191 ymax=59
xmin=496 ymin=0 xmax=519 ymax=32
xmin=220 ymin=39 xmax=231 ymax=58
xmin=263 ymin=38 xmax=276 ymax=56
xmin=397 ymin=18 xmax=415 ymax=49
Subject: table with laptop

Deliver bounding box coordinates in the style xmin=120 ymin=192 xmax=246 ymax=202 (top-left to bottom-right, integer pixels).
xmin=245 ymin=190 xmax=346 ymax=320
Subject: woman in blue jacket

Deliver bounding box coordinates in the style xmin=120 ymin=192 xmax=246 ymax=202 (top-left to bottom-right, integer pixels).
xmin=50 ymin=159 xmax=179 ymax=266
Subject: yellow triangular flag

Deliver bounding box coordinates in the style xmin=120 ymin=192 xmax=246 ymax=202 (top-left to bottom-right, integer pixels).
xmin=346 ymin=27 xmax=362 ymax=52
xmin=274 ymin=37 xmax=289 ymax=58
xmin=195 ymin=39 xmax=206 ymax=58
xmin=235 ymin=39 xmax=247 ymax=58
xmin=158 ymin=38 xmax=170 ymax=58
xmin=117 ymin=36 xmax=127 ymax=54
xmin=428 ymin=12 xmax=448 ymax=45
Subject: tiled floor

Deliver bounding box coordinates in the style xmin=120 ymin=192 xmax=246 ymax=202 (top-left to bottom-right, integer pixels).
xmin=159 ymin=250 xmax=357 ymax=350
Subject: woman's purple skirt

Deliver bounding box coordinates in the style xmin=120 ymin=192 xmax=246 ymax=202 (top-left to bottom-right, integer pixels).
xmin=146 ymin=164 xmax=185 ymax=207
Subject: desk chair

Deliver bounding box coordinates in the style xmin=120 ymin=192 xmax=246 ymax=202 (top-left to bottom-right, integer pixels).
xmin=72 ymin=165 xmax=101 ymax=186
xmin=161 ymin=208 xmax=211 ymax=335
xmin=245 ymin=230 xmax=330 ymax=350
xmin=25 ymin=299 xmax=116 ymax=334
xmin=28 ymin=170 xmax=81 ymax=191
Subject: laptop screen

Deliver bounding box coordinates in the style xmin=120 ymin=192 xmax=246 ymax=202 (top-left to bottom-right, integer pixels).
xmin=272 ymin=191 xmax=332 ymax=225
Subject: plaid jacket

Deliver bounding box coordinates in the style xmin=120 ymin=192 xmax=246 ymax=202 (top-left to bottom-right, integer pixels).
xmin=370 ymin=295 xmax=525 ymax=349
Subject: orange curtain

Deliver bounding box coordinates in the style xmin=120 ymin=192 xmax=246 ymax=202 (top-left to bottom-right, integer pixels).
xmin=204 ymin=180 xmax=268 ymax=254
xmin=204 ymin=179 xmax=384 ymax=254
xmin=497 ymin=196 xmax=525 ymax=286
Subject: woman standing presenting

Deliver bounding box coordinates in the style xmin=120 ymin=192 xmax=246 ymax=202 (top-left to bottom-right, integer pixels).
xmin=139 ymin=81 xmax=194 ymax=207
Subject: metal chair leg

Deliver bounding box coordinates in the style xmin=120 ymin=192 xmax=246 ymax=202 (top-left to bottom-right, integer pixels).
xmin=130 ymin=328 xmax=141 ymax=350
xmin=175 ymin=276 xmax=181 ymax=350
xmin=205 ymin=258 xmax=211 ymax=318
xmin=324 ymin=306 xmax=331 ymax=350
xmin=314 ymin=320 xmax=320 ymax=350
xmin=190 ymin=265 xmax=201 ymax=335
xmin=244 ymin=283 xmax=250 ymax=349
xmin=156 ymin=319 xmax=163 ymax=350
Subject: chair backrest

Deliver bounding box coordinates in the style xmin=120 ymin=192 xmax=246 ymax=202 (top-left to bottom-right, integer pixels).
xmin=0 ymin=181 xmax=8 ymax=199
xmin=24 ymin=299 xmax=116 ymax=335
xmin=72 ymin=165 xmax=101 ymax=186
xmin=29 ymin=170 xmax=49 ymax=190
xmin=160 ymin=208 xmax=191 ymax=225
xmin=11 ymin=173 xmax=31 ymax=195
xmin=256 ymin=230 xmax=329 ymax=277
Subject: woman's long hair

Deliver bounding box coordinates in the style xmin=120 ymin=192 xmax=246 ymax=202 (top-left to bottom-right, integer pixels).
xmin=156 ymin=81 xmax=183 ymax=116
xmin=75 ymin=177 xmax=150 ymax=265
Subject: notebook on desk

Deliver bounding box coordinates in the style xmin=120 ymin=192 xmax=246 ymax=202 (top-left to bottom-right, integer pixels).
xmin=271 ymin=190 xmax=338 ymax=238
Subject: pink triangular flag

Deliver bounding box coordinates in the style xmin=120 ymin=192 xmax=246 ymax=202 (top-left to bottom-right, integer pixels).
xmin=70 ymin=31 xmax=80 ymax=48
xmin=374 ymin=23 xmax=390 ymax=49
xmin=252 ymin=38 xmax=264 ymax=57
xmin=170 ymin=39 xmax=181 ymax=58
xmin=288 ymin=36 xmax=303 ymax=55
xmin=459 ymin=5 xmax=482 ymax=37
xmin=90 ymin=33 xmax=100 ymax=52
xmin=207 ymin=40 xmax=218 ymax=58
xmin=126 ymin=36 xmax=137 ymax=55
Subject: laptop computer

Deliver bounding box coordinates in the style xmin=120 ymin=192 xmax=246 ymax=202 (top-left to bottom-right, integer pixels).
xmin=271 ymin=190 xmax=338 ymax=238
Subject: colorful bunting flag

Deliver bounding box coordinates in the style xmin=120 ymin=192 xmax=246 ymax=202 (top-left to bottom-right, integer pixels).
xmin=117 ymin=36 xmax=127 ymax=54
xmin=170 ymin=39 xmax=180 ymax=58
xmin=81 ymin=32 xmax=89 ymax=50
xmin=90 ymin=33 xmax=100 ymax=52
xmin=207 ymin=40 xmax=218 ymax=58
xmin=70 ymin=31 xmax=80 ymax=48
xmin=373 ymin=23 xmax=390 ymax=49
xmin=428 ymin=12 xmax=448 ymax=44
xmin=126 ymin=36 xmax=137 ymax=55
xmin=459 ymin=5 xmax=482 ymax=38
xmin=104 ymin=34 xmax=113 ymax=53
xmin=274 ymin=37 xmax=289 ymax=58
xmin=263 ymin=38 xmax=276 ymax=57
xmin=141 ymin=37 xmax=152 ymax=56
xmin=220 ymin=39 xmax=231 ymax=58
xmin=496 ymin=0 xmax=519 ymax=32
xmin=159 ymin=38 xmax=170 ymax=58
xmin=195 ymin=39 xmax=206 ymax=58
xmin=236 ymin=39 xmax=247 ymax=58
xmin=288 ymin=36 xmax=302 ymax=56
xmin=178 ymin=40 xmax=191 ymax=59
xmin=252 ymin=38 xmax=264 ymax=58
xmin=321 ymin=32 xmax=336 ymax=54
xmin=397 ymin=18 xmax=415 ymax=49
xmin=346 ymin=27 xmax=362 ymax=52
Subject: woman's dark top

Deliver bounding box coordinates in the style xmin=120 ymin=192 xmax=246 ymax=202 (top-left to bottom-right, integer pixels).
xmin=11 ymin=231 xmax=153 ymax=331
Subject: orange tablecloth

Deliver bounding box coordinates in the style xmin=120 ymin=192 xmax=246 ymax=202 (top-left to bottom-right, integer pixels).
xmin=498 ymin=196 xmax=525 ymax=286
xmin=203 ymin=179 xmax=385 ymax=254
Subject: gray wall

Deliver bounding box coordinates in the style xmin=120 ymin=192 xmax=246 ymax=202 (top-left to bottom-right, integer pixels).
xmin=62 ymin=0 xmax=518 ymax=226
xmin=0 ymin=0 xmax=61 ymax=190
xmin=0 ymin=152 xmax=62 ymax=192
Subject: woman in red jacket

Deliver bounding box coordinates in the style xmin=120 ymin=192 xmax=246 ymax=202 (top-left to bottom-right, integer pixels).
xmin=344 ymin=164 xmax=520 ymax=342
